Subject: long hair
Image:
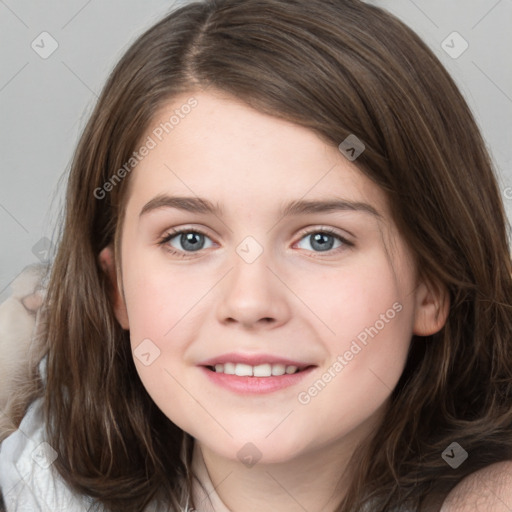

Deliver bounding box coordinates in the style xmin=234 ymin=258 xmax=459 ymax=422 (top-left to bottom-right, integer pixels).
xmin=11 ymin=0 xmax=512 ymax=510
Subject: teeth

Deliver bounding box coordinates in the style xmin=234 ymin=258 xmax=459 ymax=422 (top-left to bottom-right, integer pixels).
xmin=253 ymin=363 xmax=271 ymax=377
xmin=223 ymin=362 xmax=236 ymax=375
xmin=212 ymin=363 xmax=301 ymax=377
xmin=235 ymin=363 xmax=253 ymax=376
xmin=272 ymin=364 xmax=286 ymax=376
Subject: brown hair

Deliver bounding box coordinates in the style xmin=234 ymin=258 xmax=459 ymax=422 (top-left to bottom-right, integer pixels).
xmin=9 ymin=0 xmax=512 ymax=510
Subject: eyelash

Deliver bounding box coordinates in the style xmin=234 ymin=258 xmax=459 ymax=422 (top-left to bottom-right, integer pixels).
xmin=295 ymin=227 xmax=354 ymax=256
xmin=158 ymin=227 xmax=214 ymax=258
xmin=157 ymin=227 xmax=354 ymax=258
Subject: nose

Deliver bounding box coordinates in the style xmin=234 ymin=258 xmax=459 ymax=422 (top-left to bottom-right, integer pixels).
xmin=216 ymin=255 xmax=291 ymax=330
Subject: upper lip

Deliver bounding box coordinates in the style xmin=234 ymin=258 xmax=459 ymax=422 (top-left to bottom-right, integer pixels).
xmin=198 ymin=352 xmax=315 ymax=370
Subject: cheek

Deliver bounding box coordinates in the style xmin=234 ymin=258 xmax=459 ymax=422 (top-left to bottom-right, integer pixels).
xmin=122 ymin=256 xmax=203 ymax=341
xmin=121 ymin=259 xmax=197 ymax=424
xmin=294 ymin=255 xmax=410 ymax=342
xmin=294 ymin=255 xmax=414 ymax=400
xmin=121 ymin=255 xmax=214 ymax=397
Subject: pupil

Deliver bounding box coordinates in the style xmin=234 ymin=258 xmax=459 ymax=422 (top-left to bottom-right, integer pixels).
xmin=311 ymin=233 xmax=334 ymax=251
xmin=181 ymin=232 xmax=204 ymax=251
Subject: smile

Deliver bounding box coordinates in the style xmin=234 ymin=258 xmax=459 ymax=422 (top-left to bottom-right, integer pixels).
xmin=208 ymin=362 xmax=302 ymax=377
xmin=200 ymin=364 xmax=316 ymax=394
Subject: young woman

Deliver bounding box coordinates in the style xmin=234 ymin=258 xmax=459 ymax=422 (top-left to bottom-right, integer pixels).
xmin=1 ymin=1 xmax=511 ymax=510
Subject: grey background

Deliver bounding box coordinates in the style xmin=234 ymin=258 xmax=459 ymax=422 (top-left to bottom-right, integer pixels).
xmin=1 ymin=0 xmax=511 ymax=301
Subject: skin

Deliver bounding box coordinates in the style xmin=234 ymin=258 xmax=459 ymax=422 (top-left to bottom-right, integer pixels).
xmin=100 ymin=90 xmax=449 ymax=512
xmin=440 ymin=460 xmax=512 ymax=511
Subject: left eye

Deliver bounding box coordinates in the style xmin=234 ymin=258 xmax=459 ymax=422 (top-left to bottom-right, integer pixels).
xmin=166 ymin=231 xmax=215 ymax=252
xmin=296 ymin=232 xmax=344 ymax=252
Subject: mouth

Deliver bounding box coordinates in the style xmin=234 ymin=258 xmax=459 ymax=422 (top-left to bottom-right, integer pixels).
xmin=204 ymin=362 xmax=315 ymax=377
xmin=198 ymin=353 xmax=317 ymax=393
xmin=200 ymin=362 xmax=317 ymax=394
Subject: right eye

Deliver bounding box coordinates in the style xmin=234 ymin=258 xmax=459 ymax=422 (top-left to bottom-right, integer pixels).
xmin=159 ymin=229 xmax=215 ymax=254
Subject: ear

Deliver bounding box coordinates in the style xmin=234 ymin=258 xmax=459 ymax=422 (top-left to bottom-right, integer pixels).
xmin=98 ymin=246 xmax=130 ymax=330
xmin=412 ymin=278 xmax=449 ymax=336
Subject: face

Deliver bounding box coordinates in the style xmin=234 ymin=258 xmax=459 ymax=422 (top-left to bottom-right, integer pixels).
xmin=105 ymin=90 xmax=446 ymax=465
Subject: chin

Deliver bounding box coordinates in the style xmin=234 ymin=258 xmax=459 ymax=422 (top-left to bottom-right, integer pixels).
xmin=200 ymin=430 xmax=311 ymax=466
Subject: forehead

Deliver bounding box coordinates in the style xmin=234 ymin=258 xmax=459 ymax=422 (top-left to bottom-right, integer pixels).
xmin=126 ymin=90 xmax=389 ymax=218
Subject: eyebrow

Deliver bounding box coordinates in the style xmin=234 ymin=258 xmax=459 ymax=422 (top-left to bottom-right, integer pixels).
xmin=281 ymin=198 xmax=381 ymax=218
xmin=139 ymin=195 xmax=380 ymax=219
xmin=139 ymin=195 xmax=222 ymax=217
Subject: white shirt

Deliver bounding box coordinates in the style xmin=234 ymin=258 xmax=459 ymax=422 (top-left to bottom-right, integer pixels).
xmin=0 ymin=398 xmax=94 ymax=511
xmin=0 ymin=398 xmax=231 ymax=512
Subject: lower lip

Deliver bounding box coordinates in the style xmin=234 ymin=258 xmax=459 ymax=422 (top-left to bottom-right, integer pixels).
xmin=199 ymin=366 xmax=316 ymax=394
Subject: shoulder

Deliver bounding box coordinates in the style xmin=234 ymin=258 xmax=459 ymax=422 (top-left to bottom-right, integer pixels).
xmin=0 ymin=398 xmax=93 ymax=511
xmin=441 ymin=460 xmax=512 ymax=511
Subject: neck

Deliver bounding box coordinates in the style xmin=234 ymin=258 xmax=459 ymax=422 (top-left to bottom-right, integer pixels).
xmin=195 ymin=418 xmax=379 ymax=512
